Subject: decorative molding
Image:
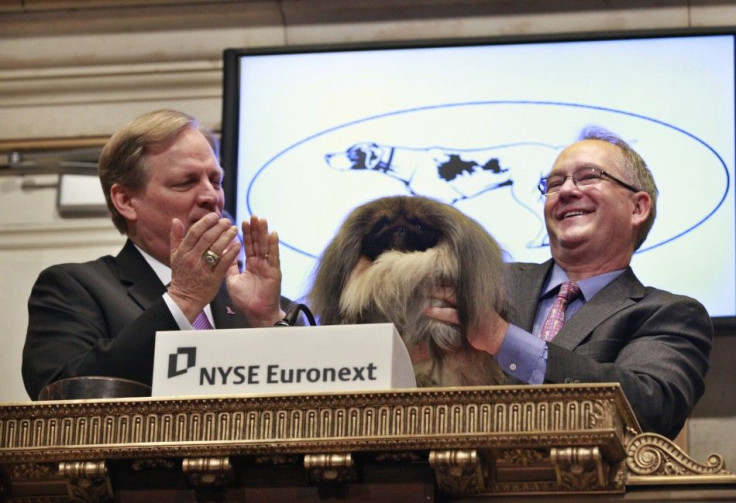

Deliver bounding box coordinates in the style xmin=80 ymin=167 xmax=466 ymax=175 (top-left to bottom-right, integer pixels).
xmin=429 ymin=449 xmax=485 ymax=495
xmin=1 ymin=61 xmax=223 ymax=110
xmin=0 ymin=385 xmax=637 ymax=462
xmin=551 ymin=446 xmax=607 ymax=490
xmin=1 ymin=385 xmax=734 ymax=498
xmin=0 ymin=384 xmax=640 ymax=498
xmin=0 ymin=137 xmax=109 ymax=154
xmin=0 ymin=222 xmax=123 ymax=250
xmin=182 ymin=456 xmax=233 ymax=487
xmin=626 ymin=432 xmax=736 ymax=485
xmin=58 ymin=460 xmax=113 ymax=502
xmin=304 ymin=453 xmax=356 ymax=483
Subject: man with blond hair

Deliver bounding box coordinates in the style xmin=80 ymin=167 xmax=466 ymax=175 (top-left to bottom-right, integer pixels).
xmin=23 ymin=109 xmax=288 ymax=399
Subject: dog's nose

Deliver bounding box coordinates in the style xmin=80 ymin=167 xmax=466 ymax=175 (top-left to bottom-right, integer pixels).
xmin=389 ymin=226 xmax=415 ymax=251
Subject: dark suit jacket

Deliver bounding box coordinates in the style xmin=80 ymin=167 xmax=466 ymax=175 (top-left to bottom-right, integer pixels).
xmin=22 ymin=240 xmax=289 ymax=400
xmin=504 ymin=260 xmax=713 ymax=439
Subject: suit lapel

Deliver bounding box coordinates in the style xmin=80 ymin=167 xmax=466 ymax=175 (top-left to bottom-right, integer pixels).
xmin=551 ymin=267 xmax=646 ymax=350
xmin=116 ymin=239 xmax=251 ymax=329
xmin=508 ymin=260 xmax=553 ymax=331
xmin=116 ymin=240 xmax=167 ymax=310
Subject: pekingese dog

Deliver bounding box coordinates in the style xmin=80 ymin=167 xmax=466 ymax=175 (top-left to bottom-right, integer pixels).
xmin=307 ymin=195 xmax=507 ymax=387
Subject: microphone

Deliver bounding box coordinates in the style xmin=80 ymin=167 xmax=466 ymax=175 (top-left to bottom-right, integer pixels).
xmin=274 ymin=303 xmax=317 ymax=327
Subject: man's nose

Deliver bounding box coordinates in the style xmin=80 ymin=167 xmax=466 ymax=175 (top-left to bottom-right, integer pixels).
xmin=197 ymin=180 xmax=221 ymax=208
xmin=558 ymin=176 xmax=580 ymax=194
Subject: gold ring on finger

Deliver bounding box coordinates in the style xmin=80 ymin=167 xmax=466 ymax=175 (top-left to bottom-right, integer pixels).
xmin=203 ymin=249 xmax=220 ymax=267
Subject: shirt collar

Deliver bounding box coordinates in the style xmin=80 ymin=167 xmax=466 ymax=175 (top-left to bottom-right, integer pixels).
xmin=541 ymin=262 xmax=626 ymax=301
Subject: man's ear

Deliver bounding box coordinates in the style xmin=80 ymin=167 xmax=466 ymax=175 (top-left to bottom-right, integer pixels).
xmin=631 ymin=191 xmax=652 ymax=227
xmin=110 ymin=183 xmax=137 ymax=222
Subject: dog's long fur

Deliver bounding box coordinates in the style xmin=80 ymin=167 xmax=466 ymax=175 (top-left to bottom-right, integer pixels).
xmin=308 ymin=195 xmax=507 ymax=387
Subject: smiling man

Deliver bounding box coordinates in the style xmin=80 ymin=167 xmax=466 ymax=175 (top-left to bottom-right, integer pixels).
xmin=425 ymin=126 xmax=713 ymax=439
xmin=22 ymin=109 xmax=290 ymax=400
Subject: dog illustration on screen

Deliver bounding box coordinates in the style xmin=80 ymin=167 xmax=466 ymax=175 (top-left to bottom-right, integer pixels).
xmin=324 ymin=141 xmax=558 ymax=248
xmin=307 ymin=195 xmax=507 ymax=387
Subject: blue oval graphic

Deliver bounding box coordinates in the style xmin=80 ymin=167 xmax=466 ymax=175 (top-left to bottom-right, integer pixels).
xmin=246 ymin=101 xmax=730 ymax=263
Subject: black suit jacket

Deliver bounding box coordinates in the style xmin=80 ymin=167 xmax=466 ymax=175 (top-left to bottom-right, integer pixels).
xmin=22 ymin=240 xmax=287 ymax=400
xmin=504 ymin=260 xmax=713 ymax=439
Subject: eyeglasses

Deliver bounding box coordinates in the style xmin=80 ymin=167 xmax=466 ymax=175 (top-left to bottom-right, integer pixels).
xmin=538 ymin=166 xmax=640 ymax=196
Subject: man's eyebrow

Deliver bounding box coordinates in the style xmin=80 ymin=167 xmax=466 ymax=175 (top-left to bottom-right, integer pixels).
xmin=551 ymin=162 xmax=601 ymax=173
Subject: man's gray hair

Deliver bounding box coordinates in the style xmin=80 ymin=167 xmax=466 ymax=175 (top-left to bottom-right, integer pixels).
xmin=577 ymin=125 xmax=658 ymax=250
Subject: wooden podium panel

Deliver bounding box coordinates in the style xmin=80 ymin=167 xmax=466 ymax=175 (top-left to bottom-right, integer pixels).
xmin=1 ymin=383 xmax=734 ymax=501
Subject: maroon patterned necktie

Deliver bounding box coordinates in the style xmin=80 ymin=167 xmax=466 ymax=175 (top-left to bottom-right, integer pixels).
xmin=539 ymin=281 xmax=581 ymax=342
xmin=192 ymin=310 xmax=213 ymax=330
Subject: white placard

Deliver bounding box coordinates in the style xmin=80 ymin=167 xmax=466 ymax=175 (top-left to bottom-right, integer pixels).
xmin=152 ymin=323 xmax=416 ymax=397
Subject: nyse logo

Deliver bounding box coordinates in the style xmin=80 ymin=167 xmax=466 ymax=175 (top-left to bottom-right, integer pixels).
xmin=168 ymin=347 xmax=197 ymax=378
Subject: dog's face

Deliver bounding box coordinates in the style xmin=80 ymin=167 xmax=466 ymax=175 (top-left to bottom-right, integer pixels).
xmin=308 ymin=195 xmax=507 ymax=387
xmin=359 ymin=202 xmax=444 ymax=261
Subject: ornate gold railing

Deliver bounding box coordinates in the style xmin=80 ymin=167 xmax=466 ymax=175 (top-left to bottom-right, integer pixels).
xmin=0 ymin=384 xmax=734 ymax=501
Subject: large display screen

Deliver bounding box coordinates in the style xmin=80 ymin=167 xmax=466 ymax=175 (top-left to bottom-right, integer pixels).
xmin=221 ymin=30 xmax=736 ymax=327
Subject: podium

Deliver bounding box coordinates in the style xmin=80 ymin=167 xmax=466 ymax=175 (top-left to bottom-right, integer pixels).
xmin=1 ymin=383 xmax=734 ymax=501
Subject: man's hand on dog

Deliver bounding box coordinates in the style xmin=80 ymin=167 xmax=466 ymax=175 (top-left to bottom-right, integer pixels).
xmin=424 ymin=286 xmax=509 ymax=355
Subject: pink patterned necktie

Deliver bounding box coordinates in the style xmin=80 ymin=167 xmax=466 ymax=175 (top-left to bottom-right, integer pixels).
xmin=539 ymin=281 xmax=581 ymax=342
xmin=192 ymin=310 xmax=213 ymax=330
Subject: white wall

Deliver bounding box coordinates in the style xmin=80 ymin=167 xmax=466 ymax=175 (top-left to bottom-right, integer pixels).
xmin=1 ymin=0 xmax=734 ymax=464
